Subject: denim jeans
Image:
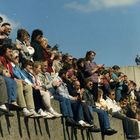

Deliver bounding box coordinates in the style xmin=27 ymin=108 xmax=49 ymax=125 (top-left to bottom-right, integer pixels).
xmin=53 ymin=95 xmax=73 ymax=118
xmin=4 ymin=76 xmax=17 ymax=103
xmin=88 ymin=106 xmax=110 ymax=132
xmin=54 ymin=95 xmax=84 ymax=121
xmin=70 ymin=99 xmax=84 ymax=121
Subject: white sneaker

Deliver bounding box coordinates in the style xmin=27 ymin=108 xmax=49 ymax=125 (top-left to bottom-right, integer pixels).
xmin=0 ymin=104 xmax=8 ymax=112
xmin=78 ymin=120 xmax=93 ymax=127
xmin=44 ymin=111 xmax=55 ymax=119
xmin=50 ymin=96 xmax=54 ymax=99
xmin=38 ymin=109 xmax=48 ymax=117
xmin=23 ymin=108 xmax=34 ymax=117
xmin=29 ymin=109 xmax=42 ymax=118
xmin=49 ymin=108 xmax=62 ymax=118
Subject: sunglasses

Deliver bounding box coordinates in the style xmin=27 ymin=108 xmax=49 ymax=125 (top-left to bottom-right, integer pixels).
xmin=89 ymin=83 xmax=93 ymax=86
xmin=14 ymin=56 xmax=19 ymax=59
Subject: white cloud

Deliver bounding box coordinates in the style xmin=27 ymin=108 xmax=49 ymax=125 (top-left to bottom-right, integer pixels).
xmin=0 ymin=13 xmax=20 ymax=29
xmin=65 ymin=0 xmax=139 ymax=13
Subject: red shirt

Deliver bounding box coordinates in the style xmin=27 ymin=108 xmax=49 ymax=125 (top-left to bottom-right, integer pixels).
xmin=0 ymin=56 xmax=13 ymax=77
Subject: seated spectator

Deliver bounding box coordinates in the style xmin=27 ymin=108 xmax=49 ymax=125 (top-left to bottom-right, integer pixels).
xmin=82 ymin=78 xmax=117 ymax=135
xmin=100 ymin=70 xmax=111 ymax=99
xmin=54 ymin=69 xmax=92 ymax=127
xmin=95 ymin=89 xmax=108 ymax=111
xmin=76 ymin=58 xmax=88 ymax=88
xmin=62 ymin=54 xmax=73 ymax=71
xmin=127 ymin=80 xmax=137 ymax=102
xmin=15 ymin=28 xmax=34 ymax=65
xmin=0 ymin=22 xmax=11 ymax=44
xmin=40 ymin=38 xmax=55 ymax=74
xmin=52 ymin=52 xmax=63 ymax=74
xmin=32 ymin=61 xmax=62 ymax=118
xmin=106 ymin=89 xmax=122 ymax=114
xmin=31 ymin=29 xmax=43 ymax=61
xmin=0 ymin=44 xmax=19 ymax=108
xmin=21 ymin=60 xmax=56 ymax=118
xmin=72 ymin=80 xmax=101 ymax=132
xmin=11 ymin=50 xmax=40 ymax=117
xmin=111 ymin=66 xmax=125 ymax=102
xmin=39 ymin=60 xmax=58 ymax=94
xmin=0 ymin=22 xmax=12 ymax=56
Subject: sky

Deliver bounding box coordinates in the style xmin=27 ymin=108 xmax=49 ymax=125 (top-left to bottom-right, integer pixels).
xmin=1 ymin=0 xmax=140 ymax=67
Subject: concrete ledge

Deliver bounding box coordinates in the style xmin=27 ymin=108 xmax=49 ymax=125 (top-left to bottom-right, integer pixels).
xmin=0 ymin=100 xmax=127 ymax=140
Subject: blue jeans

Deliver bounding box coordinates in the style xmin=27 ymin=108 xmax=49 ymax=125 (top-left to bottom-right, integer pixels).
xmin=3 ymin=76 xmax=17 ymax=103
xmin=54 ymin=95 xmax=84 ymax=121
xmin=70 ymin=99 xmax=84 ymax=121
xmin=88 ymin=106 xmax=110 ymax=132
xmin=53 ymin=95 xmax=73 ymax=118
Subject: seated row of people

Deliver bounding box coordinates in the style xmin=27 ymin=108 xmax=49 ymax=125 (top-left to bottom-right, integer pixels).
xmin=0 ymin=43 xmax=118 ymax=135
xmin=0 ymin=44 xmax=62 ymax=118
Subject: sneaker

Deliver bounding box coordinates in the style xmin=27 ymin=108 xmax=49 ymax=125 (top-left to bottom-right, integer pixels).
xmin=0 ymin=104 xmax=8 ymax=112
xmin=48 ymin=108 xmax=62 ymax=118
xmin=38 ymin=109 xmax=48 ymax=117
xmin=103 ymin=128 xmax=117 ymax=135
xmin=78 ymin=120 xmax=93 ymax=128
xmin=50 ymin=110 xmax=62 ymax=118
xmin=0 ymin=104 xmax=14 ymax=117
xmin=23 ymin=108 xmax=34 ymax=117
xmin=29 ymin=109 xmax=42 ymax=118
xmin=65 ymin=117 xmax=77 ymax=127
xmin=88 ymin=125 xmax=101 ymax=132
xmin=44 ymin=111 xmax=55 ymax=119
xmin=7 ymin=103 xmax=22 ymax=111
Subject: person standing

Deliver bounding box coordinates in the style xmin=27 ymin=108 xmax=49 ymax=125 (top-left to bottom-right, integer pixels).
xmin=84 ymin=51 xmax=104 ymax=101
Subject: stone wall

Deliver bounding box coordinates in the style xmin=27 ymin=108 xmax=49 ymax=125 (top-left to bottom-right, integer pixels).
xmin=120 ymin=66 xmax=140 ymax=89
xmin=0 ymin=100 xmax=127 ymax=140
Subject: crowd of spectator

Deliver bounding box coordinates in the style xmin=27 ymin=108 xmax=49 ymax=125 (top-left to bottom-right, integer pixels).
xmin=0 ymin=16 xmax=140 ymax=138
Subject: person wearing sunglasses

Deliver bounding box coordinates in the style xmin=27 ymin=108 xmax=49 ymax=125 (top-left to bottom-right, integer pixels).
xmin=82 ymin=79 xmax=117 ymax=135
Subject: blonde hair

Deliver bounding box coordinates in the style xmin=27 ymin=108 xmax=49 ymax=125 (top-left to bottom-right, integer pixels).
xmin=12 ymin=49 xmax=19 ymax=56
xmin=97 ymin=89 xmax=103 ymax=102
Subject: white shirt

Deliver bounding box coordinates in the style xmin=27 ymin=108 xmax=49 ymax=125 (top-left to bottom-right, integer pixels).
xmin=106 ymin=97 xmax=121 ymax=113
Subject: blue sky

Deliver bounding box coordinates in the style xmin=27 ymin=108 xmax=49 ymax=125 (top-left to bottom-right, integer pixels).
xmin=1 ymin=0 xmax=140 ymax=66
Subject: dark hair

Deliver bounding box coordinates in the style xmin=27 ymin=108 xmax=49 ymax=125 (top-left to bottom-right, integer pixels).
xmin=108 ymin=89 xmax=115 ymax=95
xmin=31 ymin=29 xmax=43 ymax=42
xmin=119 ymin=95 xmax=128 ymax=102
xmin=22 ymin=60 xmax=34 ymax=68
xmin=1 ymin=22 xmax=11 ymax=27
xmin=112 ymin=65 xmax=120 ymax=70
xmin=1 ymin=43 xmax=13 ymax=55
xmin=101 ymin=70 xmax=109 ymax=75
xmin=85 ymin=51 xmax=96 ymax=61
xmin=58 ymin=69 xmax=67 ymax=77
xmin=17 ymin=29 xmax=30 ymax=41
xmin=84 ymin=78 xmax=93 ymax=85
xmin=77 ymin=58 xmax=85 ymax=68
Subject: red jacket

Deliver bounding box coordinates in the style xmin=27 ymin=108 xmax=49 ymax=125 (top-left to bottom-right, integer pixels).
xmin=0 ymin=56 xmax=13 ymax=77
